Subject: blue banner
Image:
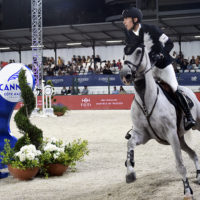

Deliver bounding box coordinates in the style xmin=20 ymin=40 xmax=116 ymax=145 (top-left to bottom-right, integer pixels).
xmin=44 ymin=73 xmax=200 ymax=87
xmin=176 ymin=72 xmax=200 ymax=86
xmin=45 ymin=74 xmax=124 ymax=87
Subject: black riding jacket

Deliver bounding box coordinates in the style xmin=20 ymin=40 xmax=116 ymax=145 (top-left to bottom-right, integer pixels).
xmin=124 ymin=23 xmax=174 ymax=68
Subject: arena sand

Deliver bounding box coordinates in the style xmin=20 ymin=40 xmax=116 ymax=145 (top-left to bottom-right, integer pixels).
xmin=1 ymin=110 xmax=200 ymax=200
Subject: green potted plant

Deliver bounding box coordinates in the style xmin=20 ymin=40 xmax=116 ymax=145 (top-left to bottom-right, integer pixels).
xmin=0 ymin=69 xmax=43 ymax=180
xmin=52 ymin=103 xmax=69 ymax=116
xmin=1 ymin=135 xmax=41 ymax=180
xmin=40 ymin=137 xmax=89 ymax=177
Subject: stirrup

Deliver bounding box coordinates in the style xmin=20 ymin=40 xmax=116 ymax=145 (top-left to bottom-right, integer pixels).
xmin=184 ymin=116 xmax=196 ymax=130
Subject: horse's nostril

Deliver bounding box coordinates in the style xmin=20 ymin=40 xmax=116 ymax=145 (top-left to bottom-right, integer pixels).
xmin=126 ymin=74 xmax=131 ymax=80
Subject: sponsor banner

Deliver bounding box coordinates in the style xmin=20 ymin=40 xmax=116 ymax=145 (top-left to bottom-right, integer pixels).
xmin=0 ymin=63 xmax=35 ymax=102
xmin=15 ymin=92 xmax=200 ymax=110
xmin=16 ymin=94 xmax=135 ymax=110
xmin=44 ymin=74 xmax=124 ymax=87
xmin=176 ymin=73 xmax=200 ymax=86
xmin=45 ymin=73 xmax=200 ymax=87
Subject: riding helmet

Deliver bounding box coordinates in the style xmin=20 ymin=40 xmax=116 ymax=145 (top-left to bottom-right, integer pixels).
xmin=122 ymin=7 xmax=143 ymax=22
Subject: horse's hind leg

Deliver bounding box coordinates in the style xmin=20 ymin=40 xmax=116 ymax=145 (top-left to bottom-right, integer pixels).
xmin=168 ymin=132 xmax=193 ymax=197
xmin=180 ymin=136 xmax=200 ymax=184
xmin=125 ymin=129 xmax=150 ymax=183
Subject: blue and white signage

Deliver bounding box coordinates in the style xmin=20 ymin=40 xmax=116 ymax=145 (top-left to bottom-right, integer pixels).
xmin=0 ymin=63 xmax=34 ymax=102
xmin=0 ymin=63 xmax=35 ymax=169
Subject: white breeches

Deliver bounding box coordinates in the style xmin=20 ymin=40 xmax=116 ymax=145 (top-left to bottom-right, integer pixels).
xmin=152 ymin=64 xmax=178 ymax=92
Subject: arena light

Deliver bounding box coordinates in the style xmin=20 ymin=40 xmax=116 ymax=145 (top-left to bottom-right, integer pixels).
xmin=0 ymin=47 xmax=10 ymax=50
xmin=106 ymin=40 xmax=123 ymax=43
xmin=194 ymin=35 xmax=200 ymax=38
xmin=30 ymin=45 xmax=44 ymax=48
xmin=66 ymin=42 xmax=82 ymax=46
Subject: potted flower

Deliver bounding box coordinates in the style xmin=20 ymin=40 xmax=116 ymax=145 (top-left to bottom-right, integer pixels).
xmin=40 ymin=137 xmax=89 ymax=177
xmin=1 ymin=136 xmax=41 ymax=180
xmin=52 ymin=103 xmax=69 ymax=116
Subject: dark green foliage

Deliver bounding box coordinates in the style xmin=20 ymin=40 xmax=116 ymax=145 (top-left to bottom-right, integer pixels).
xmin=14 ymin=70 xmax=43 ymax=151
xmin=52 ymin=103 xmax=68 ymax=114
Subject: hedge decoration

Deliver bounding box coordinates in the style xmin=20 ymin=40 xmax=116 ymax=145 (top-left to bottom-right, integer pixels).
xmin=14 ymin=69 xmax=43 ymax=151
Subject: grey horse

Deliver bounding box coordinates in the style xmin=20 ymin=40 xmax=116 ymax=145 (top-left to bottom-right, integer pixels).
xmin=120 ymin=43 xmax=200 ymax=199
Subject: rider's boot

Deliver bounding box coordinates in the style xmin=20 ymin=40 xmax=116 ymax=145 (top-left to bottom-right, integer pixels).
xmin=175 ymin=89 xmax=196 ymax=130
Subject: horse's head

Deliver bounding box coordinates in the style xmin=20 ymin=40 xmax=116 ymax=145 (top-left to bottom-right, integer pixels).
xmin=120 ymin=42 xmax=150 ymax=85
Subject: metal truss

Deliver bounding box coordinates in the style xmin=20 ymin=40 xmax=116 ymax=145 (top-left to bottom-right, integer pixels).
xmin=31 ymin=0 xmax=43 ymax=87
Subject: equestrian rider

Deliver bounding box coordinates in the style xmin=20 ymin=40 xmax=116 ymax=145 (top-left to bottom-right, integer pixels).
xmin=122 ymin=7 xmax=196 ymax=130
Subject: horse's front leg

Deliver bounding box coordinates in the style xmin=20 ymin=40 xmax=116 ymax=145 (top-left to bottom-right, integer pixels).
xmin=125 ymin=128 xmax=150 ymax=183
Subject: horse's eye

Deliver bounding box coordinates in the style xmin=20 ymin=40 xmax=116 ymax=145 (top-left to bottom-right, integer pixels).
xmin=136 ymin=49 xmax=142 ymax=56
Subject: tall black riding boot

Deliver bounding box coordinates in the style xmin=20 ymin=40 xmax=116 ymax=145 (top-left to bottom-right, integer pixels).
xmin=175 ymin=89 xmax=196 ymax=130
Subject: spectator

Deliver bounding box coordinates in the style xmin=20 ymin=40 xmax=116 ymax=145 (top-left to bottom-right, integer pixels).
xmin=81 ymin=86 xmax=89 ymax=95
xmin=82 ymin=56 xmax=86 ymax=63
xmin=58 ymin=56 xmax=63 ymax=67
xmin=61 ymin=86 xmax=68 ymax=95
xmin=196 ymin=56 xmax=200 ymax=68
xmin=67 ymin=87 xmax=72 ymax=95
xmin=111 ymin=60 xmax=117 ymax=67
xmin=188 ymin=56 xmax=196 ymax=70
xmin=180 ymin=59 xmax=188 ymax=71
xmin=103 ymin=65 xmax=112 ymax=74
xmin=47 ymin=68 xmax=54 ymax=76
xmin=112 ymin=86 xmax=119 ymax=94
xmin=71 ymin=86 xmax=80 ymax=95
xmin=119 ymin=86 xmax=127 ymax=94
xmin=94 ymin=55 xmax=101 ymax=63
xmin=117 ymin=59 xmax=122 ymax=70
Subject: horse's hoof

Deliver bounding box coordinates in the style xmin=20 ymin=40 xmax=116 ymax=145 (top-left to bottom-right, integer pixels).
xmin=126 ymin=172 xmax=136 ymax=183
xmin=183 ymin=195 xmax=193 ymax=200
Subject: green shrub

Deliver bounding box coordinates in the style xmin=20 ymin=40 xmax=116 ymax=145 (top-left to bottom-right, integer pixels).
xmin=1 ymin=136 xmax=41 ymax=170
xmin=52 ymin=103 xmax=69 ymax=115
xmin=39 ymin=137 xmax=89 ymax=176
xmin=14 ymin=69 xmax=43 ymax=151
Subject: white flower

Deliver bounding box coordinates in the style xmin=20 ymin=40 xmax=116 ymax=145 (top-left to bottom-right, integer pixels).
xmin=47 ymin=137 xmax=59 ymax=144
xmin=14 ymin=144 xmax=41 ymax=162
xmin=26 ymin=153 xmax=35 ymax=160
xmin=44 ymin=143 xmax=59 ymax=152
xmin=19 ymin=154 xmax=26 ymax=162
xmin=53 ymin=152 xmax=60 ymax=159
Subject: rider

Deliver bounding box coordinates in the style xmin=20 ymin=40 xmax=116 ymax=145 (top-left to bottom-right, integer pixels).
xmin=122 ymin=7 xmax=196 ymax=130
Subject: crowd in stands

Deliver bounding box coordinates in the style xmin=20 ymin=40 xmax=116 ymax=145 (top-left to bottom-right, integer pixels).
xmin=1 ymin=52 xmax=200 ymax=74
xmin=0 ymin=59 xmax=15 ymax=70
xmin=42 ymin=55 xmax=123 ymax=77
xmin=172 ymin=51 xmax=200 ymax=73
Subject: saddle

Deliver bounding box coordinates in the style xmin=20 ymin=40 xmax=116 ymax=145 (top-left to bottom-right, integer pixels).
xmin=157 ymin=81 xmax=194 ymax=135
xmin=158 ymin=81 xmax=194 ymax=109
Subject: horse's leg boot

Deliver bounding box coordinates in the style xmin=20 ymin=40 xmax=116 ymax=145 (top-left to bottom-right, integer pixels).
xmin=175 ymin=89 xmax=196 ymax=130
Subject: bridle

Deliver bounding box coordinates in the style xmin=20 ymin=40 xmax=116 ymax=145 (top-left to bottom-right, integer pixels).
xmin=124 ymin=44 xmax=152 ymax=80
